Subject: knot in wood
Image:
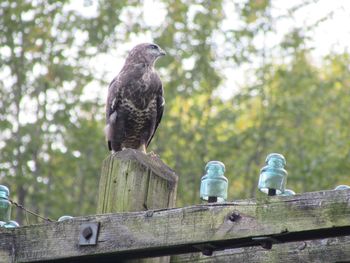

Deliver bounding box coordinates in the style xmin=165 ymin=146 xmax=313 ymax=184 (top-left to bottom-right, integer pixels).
xmin=228 ymin=211 xmax=241 ymax=222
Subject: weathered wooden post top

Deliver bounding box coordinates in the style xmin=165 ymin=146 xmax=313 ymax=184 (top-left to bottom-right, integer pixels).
xmin=97 ymin=149 xmax=178 ymax=214
xmin=97 ymin=149 xmax=178 ymax=263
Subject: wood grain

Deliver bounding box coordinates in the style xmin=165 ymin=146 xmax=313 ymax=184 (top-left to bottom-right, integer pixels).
xmin=171 ymin=236 xmax=350 ymax=263
xmin=97 ymin=149 xmax=178 ymax=263
xmin=97 ymin=149 xmax=178 ymax=213
xmin=0 ymin=189 xmax=349 ymax=262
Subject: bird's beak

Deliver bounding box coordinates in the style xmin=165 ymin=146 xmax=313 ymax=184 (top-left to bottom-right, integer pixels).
xmin=159 ymin=49 xmax=166 ymax=56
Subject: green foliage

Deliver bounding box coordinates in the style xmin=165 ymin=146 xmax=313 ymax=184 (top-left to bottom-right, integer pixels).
xmin=0 ymin=0 xmax=349 ymax=223
xmin=0 ymin=0 xmax=118 ymax=223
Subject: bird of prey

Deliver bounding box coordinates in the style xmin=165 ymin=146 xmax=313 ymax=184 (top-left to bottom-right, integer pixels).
xmin=105 ymin=43 xmax=166 ymax=153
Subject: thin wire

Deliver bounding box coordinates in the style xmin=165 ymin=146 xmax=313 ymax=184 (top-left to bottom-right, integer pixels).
xmin=9 ymin=199 xmax=54 ymax=222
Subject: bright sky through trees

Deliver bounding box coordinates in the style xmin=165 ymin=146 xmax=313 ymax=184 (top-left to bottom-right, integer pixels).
xmin=74 ymin=0 xmax=350 ymax=101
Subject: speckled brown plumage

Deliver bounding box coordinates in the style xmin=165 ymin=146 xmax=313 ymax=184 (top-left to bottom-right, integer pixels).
xmin=105 ymin=43 xmax=166 ymax=153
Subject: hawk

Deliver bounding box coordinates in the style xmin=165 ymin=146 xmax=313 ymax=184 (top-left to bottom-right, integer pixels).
xmin=105 ymin=43 xmax=166 ymax=153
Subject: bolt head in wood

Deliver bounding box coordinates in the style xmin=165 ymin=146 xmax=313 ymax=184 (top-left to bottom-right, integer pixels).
xmin=82 ymin=226 xmax=93 ymax=239
xmin=79 ymin=222 xmax=100 ymax=246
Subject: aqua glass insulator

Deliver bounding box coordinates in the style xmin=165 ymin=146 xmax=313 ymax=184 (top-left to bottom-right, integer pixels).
xmin=0 ymin=221 xmax=6 ymax=227
xmin=334 ymin=185 xmax=350 ymax=190
xmin=200 ymin=161 xmax=228 ymax=202
xmin=0 ymin=185 xmax=11 ymax=222
xmin=58 ymin=215 xmax=74 ymax=222
xmin=258 ymin=153 xmax=287 ymax=196
xmin=279 ymin=189 xmax=295 ymax=196
xmin=4 ymin=220 xmax=19 ymax=228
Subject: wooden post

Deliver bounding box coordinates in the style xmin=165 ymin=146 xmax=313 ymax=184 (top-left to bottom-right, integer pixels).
xmin=97 ymin=149 xmax=178 ymax=262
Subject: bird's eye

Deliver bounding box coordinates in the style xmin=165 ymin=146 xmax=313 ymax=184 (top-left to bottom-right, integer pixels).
xmin=150 ymin=44 xmax=158 ymax=49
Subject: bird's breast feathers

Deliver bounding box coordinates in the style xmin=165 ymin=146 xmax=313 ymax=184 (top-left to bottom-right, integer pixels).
xmin=117 ymin=68 xmax=161 ymax=108
xmin=120 ymin=97 xmax=157 ymax=115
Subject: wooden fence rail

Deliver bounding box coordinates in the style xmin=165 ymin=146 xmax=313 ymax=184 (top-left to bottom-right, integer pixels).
xmin=0 ymin=189 xmax=350 ymax=262
xmin=172 ymin=236 xmax=350 ymax=263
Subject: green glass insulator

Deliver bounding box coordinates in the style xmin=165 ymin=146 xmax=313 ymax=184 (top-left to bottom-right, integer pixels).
xmin=334 ymin=185 xmax=350 ymax=190
xmin=258 ymin=153 xmax=287 ymax=196
xmin=200 ymin=161 xmax=228 ymax=202
xmin=58 ymin=215 xmax=74 ymax=222
xmin=4 ymin=220 xmax=19 ymax=228
xmin=279 ymin=189 xmax=296 ymax=196
xmin=0 ymin=185 xmax=11 ymax=222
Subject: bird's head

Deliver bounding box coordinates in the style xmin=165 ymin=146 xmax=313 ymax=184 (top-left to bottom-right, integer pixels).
xmin=127 ymin=43 xmax=166 ymax=66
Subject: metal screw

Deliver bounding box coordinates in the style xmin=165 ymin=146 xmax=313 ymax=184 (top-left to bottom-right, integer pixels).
xmin=82 ymin=226 xmax=93 ymax=240
xmin=228 ymin=212 xmax=241 ymax=222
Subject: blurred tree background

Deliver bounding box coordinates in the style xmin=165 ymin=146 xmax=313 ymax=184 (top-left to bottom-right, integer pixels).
xmin=0 ymin=0 xmax=349 ymax=224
